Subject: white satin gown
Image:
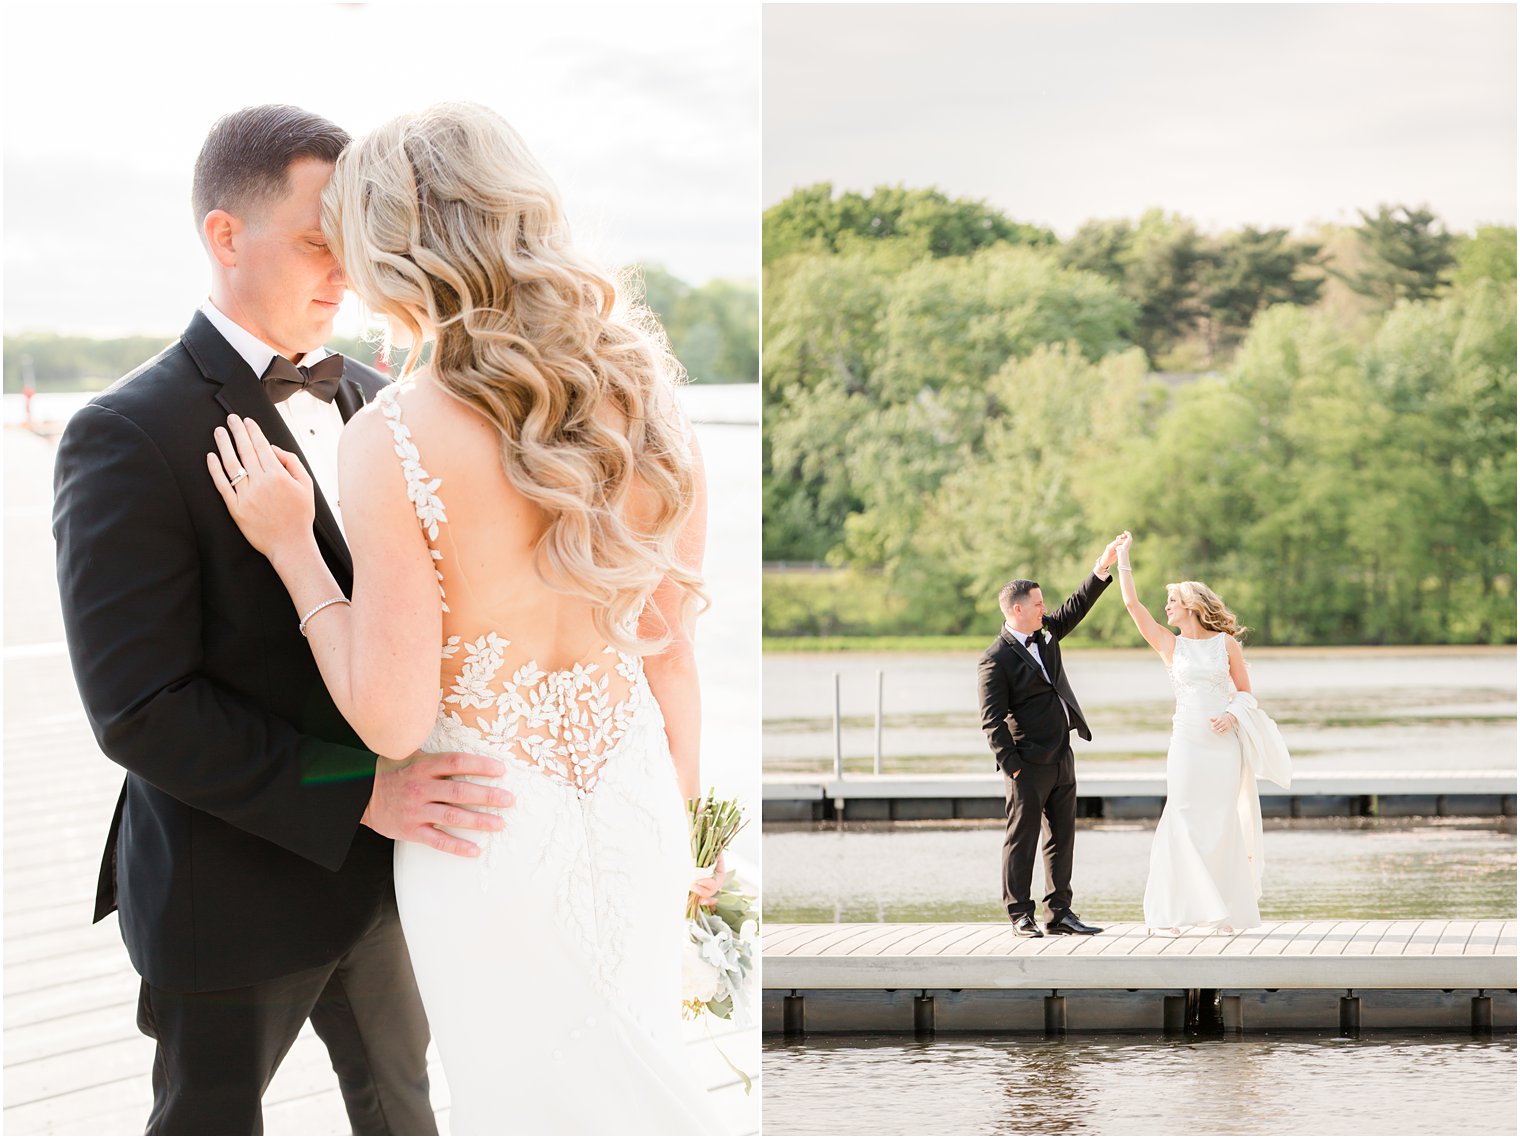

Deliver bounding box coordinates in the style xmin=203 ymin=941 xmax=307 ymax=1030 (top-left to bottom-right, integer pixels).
xmin=1142 ymin=633 xmax=1264 ymax=931
xmin=376 ymin=386 xmax=720 ymax=1135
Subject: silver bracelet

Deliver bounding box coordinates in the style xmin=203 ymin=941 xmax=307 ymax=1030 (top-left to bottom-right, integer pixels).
xmin=1117 ymin=559 xmax=1133 ymax=573
xmin=298 ymin=596 xmax=351 ymax=637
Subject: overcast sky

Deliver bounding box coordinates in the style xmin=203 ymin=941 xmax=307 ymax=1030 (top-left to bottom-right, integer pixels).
xmin=4 ymin=2 xmax=758 ymax=336
xmin=764 ymin=3 xmax=1515 ymax=238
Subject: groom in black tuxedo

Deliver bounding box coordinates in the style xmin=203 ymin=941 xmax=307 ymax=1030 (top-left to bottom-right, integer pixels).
xmin=53 ymin=105 xmax=511 ymax=1134
xmin=977 ymin=538 xmax=1121 ymax=938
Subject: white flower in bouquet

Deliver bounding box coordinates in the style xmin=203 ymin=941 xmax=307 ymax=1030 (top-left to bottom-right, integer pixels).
xmin=681 ymin=937 xmax=720 ymax=1005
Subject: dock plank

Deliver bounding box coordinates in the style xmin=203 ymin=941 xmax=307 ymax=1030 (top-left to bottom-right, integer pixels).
xmin=764 ymin=920 xmax=1519 ymax=993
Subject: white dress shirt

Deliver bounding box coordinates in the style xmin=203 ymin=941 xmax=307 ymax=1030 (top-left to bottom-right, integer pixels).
xmin=1004 ymin=621 xmax=1072 ymax=724
xmin=199 ymin=300 xmax=346 ymax=533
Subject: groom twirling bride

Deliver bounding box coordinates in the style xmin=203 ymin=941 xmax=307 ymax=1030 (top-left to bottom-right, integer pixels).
xmin=977 ymin=537 xmax=1124 ymax=938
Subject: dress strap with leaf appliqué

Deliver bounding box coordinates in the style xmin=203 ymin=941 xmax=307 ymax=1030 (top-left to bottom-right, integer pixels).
xmin=377 ymin=384 xmax=449 ymax=613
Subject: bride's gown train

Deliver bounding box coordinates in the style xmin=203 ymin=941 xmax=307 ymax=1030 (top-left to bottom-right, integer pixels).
xmin=378 ymin=386 xmax=719 ymax=1135
xmin=1143 ymin=633 xmax=1263 ymax=931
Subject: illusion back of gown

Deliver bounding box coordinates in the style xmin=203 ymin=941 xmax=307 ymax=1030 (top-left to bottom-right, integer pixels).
xmin=377 ymin=383 xmax=718 ymax=1135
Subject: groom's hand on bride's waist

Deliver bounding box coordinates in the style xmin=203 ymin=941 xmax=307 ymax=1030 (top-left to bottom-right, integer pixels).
xmin=361 ymin=751 xmax=515 ymax=858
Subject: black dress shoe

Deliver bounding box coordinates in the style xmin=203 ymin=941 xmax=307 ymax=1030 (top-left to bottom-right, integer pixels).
xmin=1010 ymin=913 xmax=1044 ymax=938
xmin=1046 ymin=912 xmax=1103 ymax=936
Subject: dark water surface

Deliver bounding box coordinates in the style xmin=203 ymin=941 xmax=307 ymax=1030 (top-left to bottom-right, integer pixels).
xmin=765 ymin=820 xmax=1517 ymax=923
xmin=762 ymin=1032 xmax=1517 ymax=1135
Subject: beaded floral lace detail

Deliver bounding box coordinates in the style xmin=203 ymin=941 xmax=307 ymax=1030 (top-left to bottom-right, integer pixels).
xmin=378 ymin=383 xmax=647 ymax=797
xmin=1167 ymin=632 xmax=1234 ymax=707
xmin=379 ymin=386 xmax=449 ymax=613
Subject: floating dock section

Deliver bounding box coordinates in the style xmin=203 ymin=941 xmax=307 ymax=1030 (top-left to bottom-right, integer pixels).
xmin=763 ymin=920 xmax=1517 ymax=1034
xmin=763 ymin=771 xmax=1517 ymax=822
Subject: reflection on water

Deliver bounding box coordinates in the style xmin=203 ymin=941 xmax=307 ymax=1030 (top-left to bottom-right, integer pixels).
xmin=764 ymin=822 xmax=1517 ymax=923
xmin=762 ymin=1033 xmax=1517 ymax=1136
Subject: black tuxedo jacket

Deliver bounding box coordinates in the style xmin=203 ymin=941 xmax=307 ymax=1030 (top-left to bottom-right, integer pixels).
xmin=53 ymin=311 xmax=395 ymax=993
xmin=977 ymin=571 xmax=1112 ymax=772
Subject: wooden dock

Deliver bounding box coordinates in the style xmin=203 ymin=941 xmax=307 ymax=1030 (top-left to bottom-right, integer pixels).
xmin=763 ymin=771 xmax=1518 ymax=822
xmin=762 ymin=921 xmax=1517 ymax=1034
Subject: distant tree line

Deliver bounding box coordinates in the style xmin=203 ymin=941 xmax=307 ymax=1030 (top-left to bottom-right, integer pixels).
xmin=4 ymin=265 xmax=757 ymax=392
xmin=764 ymin=184 xmax=1516 ymax=644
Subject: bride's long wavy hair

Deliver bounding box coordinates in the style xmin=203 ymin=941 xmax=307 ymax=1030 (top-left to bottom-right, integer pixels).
xmin=1167 ymin=581 xmax=1247 ymax=639
xmin=322 ymin=103 xmax=702 ymax=654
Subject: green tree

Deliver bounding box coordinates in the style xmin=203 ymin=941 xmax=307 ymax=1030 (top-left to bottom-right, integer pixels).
xmin=1059 ymin=211 xmax=1208 ymax=365
xmin=763 ymin=183 xmax=1054 ymax=265
xmin=1451 ymin=225 xmax=1518 ymax=291
xmin=634 ymin=265 xmax=758 ymax=385
xmin=1200 ymin=226 xmax=1324 ymax=361
xmin=1339 ymin=204 xmax=1457 ymax=308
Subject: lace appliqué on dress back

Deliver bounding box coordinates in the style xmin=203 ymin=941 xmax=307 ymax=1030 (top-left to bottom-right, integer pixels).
xmin=376 ymin=383 xmax=646 ymax=798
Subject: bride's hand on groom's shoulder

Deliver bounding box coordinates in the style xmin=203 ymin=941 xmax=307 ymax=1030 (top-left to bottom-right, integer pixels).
xmin=362 ymin=750 xmax=517 ymax=857
xmin=208 ymin=414 xmax=316 ymax=562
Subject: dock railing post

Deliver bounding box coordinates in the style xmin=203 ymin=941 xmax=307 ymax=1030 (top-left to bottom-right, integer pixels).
xmin=873 ymin=670 xmax=884 ymax=775
xmin=832 ymin=672 xmax=843 ymax=781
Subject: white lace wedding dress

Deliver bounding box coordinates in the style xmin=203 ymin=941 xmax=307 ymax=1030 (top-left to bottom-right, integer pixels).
xmin=1142 ymin=632 xmax=1264 ymax=931
xmin=379 ymin=387 xmax=720 ymax=1135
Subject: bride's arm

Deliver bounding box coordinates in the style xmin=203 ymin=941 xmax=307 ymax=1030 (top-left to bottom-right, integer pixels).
xmin=211 ymin=411 xmax=441 ymax=757
xmin=1114 ymin=533 xmax=1175 ymax=662
xmin=640 ymin=433 xmax=709 ymax=803
xmin=1226 ymin=636 xmax=1251 ymax=695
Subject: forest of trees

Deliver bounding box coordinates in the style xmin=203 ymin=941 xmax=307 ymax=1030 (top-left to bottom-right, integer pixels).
xmin=764 ymin=186 xmax=1516 ymax=645
xmin=3 ymin=265 xmax=757 ymax=391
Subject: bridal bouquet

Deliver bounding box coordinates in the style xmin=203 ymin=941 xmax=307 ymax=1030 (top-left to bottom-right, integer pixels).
xmin=682 ymin=792 xmax=757 ymax=1025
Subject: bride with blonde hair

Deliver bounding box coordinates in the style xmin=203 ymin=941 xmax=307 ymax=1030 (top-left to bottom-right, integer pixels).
xmin=208 ymin=102 xmax=722 ymax=1133
xmin=1112 ymin=533 xmax=1291 ymax=936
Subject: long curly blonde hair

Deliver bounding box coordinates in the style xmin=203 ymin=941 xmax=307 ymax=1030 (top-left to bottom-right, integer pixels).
xmin=322 ymin=102 xmax=702 ymax=652
xmin=1167 ymin=580 xmax=1247 ymax=639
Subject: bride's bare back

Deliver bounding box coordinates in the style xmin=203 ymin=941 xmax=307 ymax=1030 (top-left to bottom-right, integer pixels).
xmin=372 ymin=374 xmax=659 ymax=795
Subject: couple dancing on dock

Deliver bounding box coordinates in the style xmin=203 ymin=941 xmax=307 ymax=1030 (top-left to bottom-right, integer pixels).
xmin=977 ymin=533 xmax=1292 ymax=939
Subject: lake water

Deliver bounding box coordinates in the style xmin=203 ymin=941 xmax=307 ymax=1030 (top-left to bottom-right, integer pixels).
xmin=764 ymin=646 xmax=1517 ymax=776
xmin=763 ymin=821 xmax=1517 ymax=924
xmin=762 ymin=1032 xmax=1517 ymax=1136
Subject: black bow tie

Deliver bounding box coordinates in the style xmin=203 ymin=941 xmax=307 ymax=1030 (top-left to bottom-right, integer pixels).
xmin=1024 ymin=631 xmax=1045 ymax=650
xmin=261 ymin=354 xmax=345 ymax=404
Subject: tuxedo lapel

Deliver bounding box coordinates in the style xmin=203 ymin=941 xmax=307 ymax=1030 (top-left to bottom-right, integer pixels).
xmin=333 ymin=364 xmax=369 ymax=424
xmin=1000 ymin=629 xmax=1046 ymax=684
xmin=182 ymin=313 xmax=354 ymax=579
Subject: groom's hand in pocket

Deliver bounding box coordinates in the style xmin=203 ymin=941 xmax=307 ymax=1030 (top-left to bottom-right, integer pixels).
xmin=362 ymin=750 xmax=516 ymax=857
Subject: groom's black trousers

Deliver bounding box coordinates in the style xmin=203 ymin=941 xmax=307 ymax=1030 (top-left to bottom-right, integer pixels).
xmin=1001 ymin=744 xmax=1077 ymax=919
xmin=136 ymin=892 xmax=436 ymax=1136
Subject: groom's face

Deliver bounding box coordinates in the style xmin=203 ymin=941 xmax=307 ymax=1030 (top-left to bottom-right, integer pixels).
xmin=1010 ymin=589 xmax=1046 ymax=634
xmin=227 ymin=157 xmax=345 ymax=360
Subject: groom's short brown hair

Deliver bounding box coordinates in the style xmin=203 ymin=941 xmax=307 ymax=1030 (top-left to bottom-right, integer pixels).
xmin=192 ymin=105 xmax=349 ymax=228
xmin=999 ymin=579 xmax=1040 ymax=615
